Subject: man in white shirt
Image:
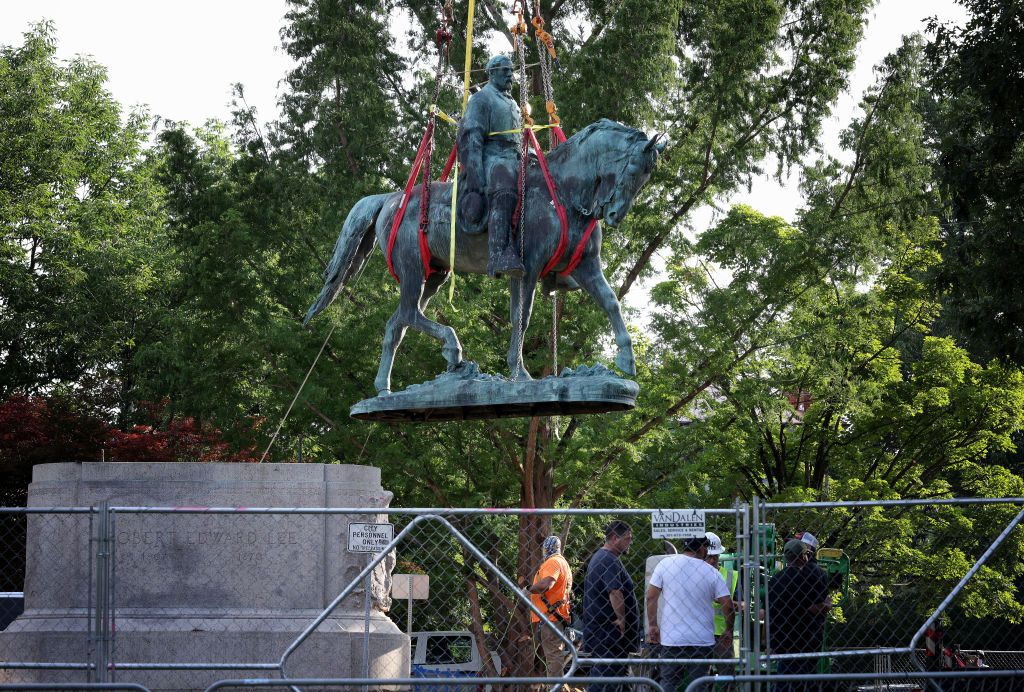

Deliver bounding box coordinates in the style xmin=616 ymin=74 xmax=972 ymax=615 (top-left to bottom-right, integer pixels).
xmin=646 ymin=535 xmax=734 ymax=691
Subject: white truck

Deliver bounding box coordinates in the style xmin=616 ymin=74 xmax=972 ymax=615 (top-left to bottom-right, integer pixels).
xmin=411 ymin=630 xmax=502 ymax=689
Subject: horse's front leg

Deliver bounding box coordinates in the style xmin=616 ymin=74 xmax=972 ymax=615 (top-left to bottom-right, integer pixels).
xmin=571 ymin=258 xmax=636 ymax=376
xmin=507 ymin=274 xmax=539 ymax=381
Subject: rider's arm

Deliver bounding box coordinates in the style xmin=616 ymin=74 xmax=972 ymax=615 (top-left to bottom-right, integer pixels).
xmin=457 ymin=98 xmax=487 ymax=191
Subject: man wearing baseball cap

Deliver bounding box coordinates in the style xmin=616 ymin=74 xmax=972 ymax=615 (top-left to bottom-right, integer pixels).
xmin=767 ymin=540 xmax=831 ymax=690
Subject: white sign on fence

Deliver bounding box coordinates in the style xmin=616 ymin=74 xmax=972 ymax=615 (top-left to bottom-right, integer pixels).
xmin=392 ymin=573 xmax=430 ymax=636
xmin=347 ymin=522 xmax=394 ymax=553
xmin=391 ymin=573 xmax=430 ymax=600
xmin=651 ymin=509 xmax=706 ymax=539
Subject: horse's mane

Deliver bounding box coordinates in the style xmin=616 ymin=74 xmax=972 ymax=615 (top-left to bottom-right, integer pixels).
xmin=540 ymin=118 xmax=651 ymax=214
xmin=545 ymin=118 xmax=648 ymax=167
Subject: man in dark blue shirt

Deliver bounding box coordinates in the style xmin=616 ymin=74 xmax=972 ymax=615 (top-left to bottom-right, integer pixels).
xmin=767 ymin=539 xmax=831 ymax=691
xmin=583 ymin=520 xmax=640 ymax=691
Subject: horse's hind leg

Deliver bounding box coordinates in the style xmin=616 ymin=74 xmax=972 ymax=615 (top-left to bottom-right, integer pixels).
xmin=375 ymin=310 xmax=409 ymax=394
xmin=375 ymin=311 xmax=408 ymax=395
xmin=374 ymin=267 xmax=427 ymax=394
xmin=572 ymin=257 xmax=636 ymax=376
xmin=418 ymin=271 xmax=463 ymax=369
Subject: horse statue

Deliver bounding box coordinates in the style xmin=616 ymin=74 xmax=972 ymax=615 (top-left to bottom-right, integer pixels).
xmin=305 ymin=119 xmax=665 ymax=396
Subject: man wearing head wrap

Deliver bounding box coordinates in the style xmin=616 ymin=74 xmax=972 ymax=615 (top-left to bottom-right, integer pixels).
xmin=528 ymin=535 xmax=573 ymax=677
xmin=456 ymin=54 xmax=526 ymax=279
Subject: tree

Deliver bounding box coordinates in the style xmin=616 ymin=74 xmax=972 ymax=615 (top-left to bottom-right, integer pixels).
xmin=0 ymin=24 xmax=169 ymax=420
xmin=925 ymin=0 xmax=1024 ymax=364
xmin=637 ymin=36 xmax=1024 ymax=634
xmin=281 ymin=0 xmax=878 ymax=674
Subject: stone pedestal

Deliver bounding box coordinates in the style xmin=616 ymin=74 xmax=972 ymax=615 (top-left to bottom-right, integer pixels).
xmin=0 ymin=462 xmax=409 ymax=690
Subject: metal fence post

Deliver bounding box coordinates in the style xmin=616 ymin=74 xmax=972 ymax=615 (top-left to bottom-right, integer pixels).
xmin=362 ymin=571 xmax=371 ymax=679
xmin=752 ymin=496 xmax=763 ymax=691
xmin=110 ymin=508 xmax=118 ymax=681
xmin=87 ymin=508 xmax=95 ymax=679
xmin=91 ymin=502 xmax=112 ymax=683
xmin=738 ymin=500 xmax=752 ymax=681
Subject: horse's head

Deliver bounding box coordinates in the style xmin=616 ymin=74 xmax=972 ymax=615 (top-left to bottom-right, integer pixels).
xmin=601 ymin=132 xmax=666 ymax=227
xmin=563 ymin=120 xmax=666 ymax=227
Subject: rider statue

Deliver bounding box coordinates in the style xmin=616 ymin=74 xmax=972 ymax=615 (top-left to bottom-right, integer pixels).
xmin=457 ymin=54 xmax=525 ymax=279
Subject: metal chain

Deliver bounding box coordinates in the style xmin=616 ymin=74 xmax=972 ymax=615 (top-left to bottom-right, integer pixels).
xmin=534 ymin=31 xmax=556 ymax=148
xmin=512 ymin=20 xmax=530 ymax=381
xmin=530 ymin=3 xmax=559 ymax=388
xmin=418 ymin=9 xmax=451 ymax=268
xmin=531 ymin=0 xmax=559 ymax=150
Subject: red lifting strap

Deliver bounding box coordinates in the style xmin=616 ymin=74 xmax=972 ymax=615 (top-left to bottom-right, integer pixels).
xmin=388 ymin=125 xmax=594 ymax=283
xmin=525 ymin=127 xmax=599 ymax=277
xmin=440 ymin=143 xmax=458 ymax=182
xmin=385 ymin=121 xmax=439 ymax=283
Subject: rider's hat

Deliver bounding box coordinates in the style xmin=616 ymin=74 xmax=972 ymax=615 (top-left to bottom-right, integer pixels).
xmin=486 ymin=55 xmax=513 ymax=72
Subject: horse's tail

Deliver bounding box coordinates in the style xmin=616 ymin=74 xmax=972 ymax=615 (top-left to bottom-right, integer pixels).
xmin=304 ymin=193 xmax=390 ymax=325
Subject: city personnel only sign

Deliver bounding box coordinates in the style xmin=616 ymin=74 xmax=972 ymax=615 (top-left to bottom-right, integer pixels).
xmin=347 ymin=522 xmax=395 ymax=553
xmin=651 ymin=509 xmax=706 ymax=539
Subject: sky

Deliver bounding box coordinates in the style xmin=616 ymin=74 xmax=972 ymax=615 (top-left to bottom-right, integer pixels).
xmin=2 ymin=1 xmax=966 ymax=208
xmin=2 ymin=0 xmax=968 ymax=301
xmin=1 ymin=0 xmax=295 ymax=127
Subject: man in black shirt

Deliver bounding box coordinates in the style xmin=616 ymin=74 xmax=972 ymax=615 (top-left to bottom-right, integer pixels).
xmin=767 ymin=539 xmax=831 ymax=691
xmin=583 ymin=520 xmax=640 ymax=691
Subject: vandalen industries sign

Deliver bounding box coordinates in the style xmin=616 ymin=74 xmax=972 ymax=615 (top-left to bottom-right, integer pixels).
xmin=651 ymin=509 xmax=706 ymax=539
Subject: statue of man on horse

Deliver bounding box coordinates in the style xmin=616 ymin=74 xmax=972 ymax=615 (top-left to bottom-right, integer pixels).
xmin=303 ymin=38 xmax=668 ymax=411
xmin=457 ymin=54 xmax=526 ymax=279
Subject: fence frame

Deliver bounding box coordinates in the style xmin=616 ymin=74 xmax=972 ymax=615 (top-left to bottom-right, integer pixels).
xmin=1 ymin=499 xmax=1023 ymax=690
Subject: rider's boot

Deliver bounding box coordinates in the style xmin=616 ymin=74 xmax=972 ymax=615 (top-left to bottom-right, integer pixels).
xmin=486 ymin=191 xmax=525 ymax=279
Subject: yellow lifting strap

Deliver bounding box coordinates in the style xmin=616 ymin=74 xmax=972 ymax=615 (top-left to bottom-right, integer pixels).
xmin=489 ymin=123 xmax=560 ymax=136
xmin=448 ymin=0 xmax=476 ymax=306
xmin=430 ymin=104 xmax=460 ymax=127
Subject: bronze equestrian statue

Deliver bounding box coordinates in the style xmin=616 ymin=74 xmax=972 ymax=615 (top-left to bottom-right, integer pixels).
xmin=305 ymin=57 xmax=665 ymax=396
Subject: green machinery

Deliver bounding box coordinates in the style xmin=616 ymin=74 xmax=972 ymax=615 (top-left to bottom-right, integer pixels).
xmin=743 ymin=524 xmax=852 ymax=674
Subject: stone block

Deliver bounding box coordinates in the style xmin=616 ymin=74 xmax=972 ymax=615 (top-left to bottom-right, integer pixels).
xmin=0 ymin=462 xmax=408 ymax=690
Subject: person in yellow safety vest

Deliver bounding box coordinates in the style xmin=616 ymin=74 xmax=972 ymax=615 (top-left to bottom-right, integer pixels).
xmin=704 ymin=532 xmax=739 ymax=657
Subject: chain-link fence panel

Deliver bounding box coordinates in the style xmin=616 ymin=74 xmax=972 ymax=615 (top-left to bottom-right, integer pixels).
xmin=107 ymin=507 xmax=400 ymax=690
xmin=273 ymin=507 xmax=741 ymax=690
xmin=757 ymin=499 xmax=1024 ymax=688
xmin=684 ymin=669 xmax=1024 ymax=691
xmin=6 ymin=500 xmax=1023 ymax=691
xmin=0 ymin=508 xmax=96 ymax=685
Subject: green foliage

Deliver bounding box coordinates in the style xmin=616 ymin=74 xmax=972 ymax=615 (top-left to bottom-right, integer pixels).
xmin=925 ymin=0 xmax=1024 ymax=364
xmin=0 ymin=23 xmax=168 ymax=422
xmin=5 ymin=0 xmax=1024 ymax=638
xmin=642 ymin=36 xmax=1024 ymax=506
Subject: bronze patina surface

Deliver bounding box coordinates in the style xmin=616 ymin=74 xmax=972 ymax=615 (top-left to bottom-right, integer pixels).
xmin=351 ymin=363 xmax=638 ymax=422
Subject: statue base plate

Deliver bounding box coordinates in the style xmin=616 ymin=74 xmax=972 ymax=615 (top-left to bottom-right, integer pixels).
xmin=351 ymin=362 xmax=639 ymax=422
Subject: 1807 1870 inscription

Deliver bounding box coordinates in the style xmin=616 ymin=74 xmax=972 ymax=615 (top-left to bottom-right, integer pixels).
xmin=304 ymin=56 xmax=665 ymax=422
